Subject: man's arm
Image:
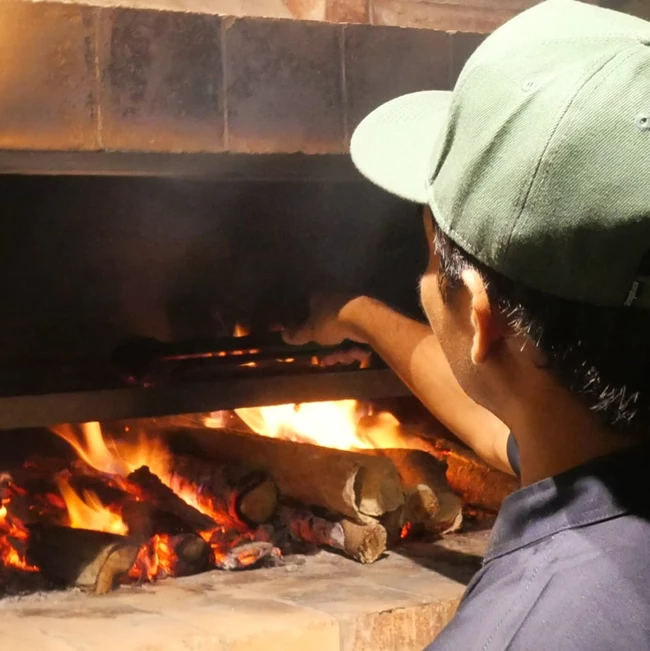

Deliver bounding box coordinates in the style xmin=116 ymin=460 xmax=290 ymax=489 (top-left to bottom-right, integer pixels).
xmin=285 ymin=295 xmax=514 ymax=475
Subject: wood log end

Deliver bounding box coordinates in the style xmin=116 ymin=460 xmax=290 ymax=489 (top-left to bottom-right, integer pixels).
xmin=237 ymin=478 xmax=278 ymax=525
xmin=341 ymin=517 xmax=387 ymax=564
xmin=94 ymin=543 xmax=140 ymax=594
xmin=357 ymin=462 xmax=405 ymax=519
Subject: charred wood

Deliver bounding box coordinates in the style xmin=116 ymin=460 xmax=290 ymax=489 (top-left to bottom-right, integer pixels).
xmin=167 ymin=533 xmax=212 ymax=577
xmin=125 ymin=466 xmax=216 ymax=533
xmin=121 ymin=500 xmax=196 ymax=540
xmin=27 ymin=525 xmax=139 ymax=594
xmin=213 ymin=541 xmax=279 ymax=571
xmin=169 ymin=455 xmax=277 ymax=526
xmin=278 ymin=506 xmax=386 ymax=564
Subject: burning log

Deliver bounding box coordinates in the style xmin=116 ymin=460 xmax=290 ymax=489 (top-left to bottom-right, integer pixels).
xmin=185 ymin=428 xmax=404 ymax=521
xmin=125 ymin=466 xmax=217 ymax=533
xmin=382 ymin=485 xmax=440 ymax=547
xmin=27 ymin=525 xmax=139 ymax=594
xmin=169 ymin=456 xmax=277 ymax=526
xmin=375 ymin=449 xmax=463 ymax=533
xmin=121 ymin=500 xmax=197 ymax=540
xmin=130 ymin=533 xmax=212 ymax=580
xmin=444 ymin=452 xmax=517 ymax=512
xmin=171 ymin=533 xmax=212 ymax=576
xmin=418 ymin=437 xmax=519 ymax=512
xmin=213 ymin=541 xmax=279 ymax=571
xmin=278 ymin=506 xmax=386 ymax=564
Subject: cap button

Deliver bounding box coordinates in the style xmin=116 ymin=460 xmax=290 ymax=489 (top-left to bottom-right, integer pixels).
xmin=635 ymin=113 xmax=650 ymax=132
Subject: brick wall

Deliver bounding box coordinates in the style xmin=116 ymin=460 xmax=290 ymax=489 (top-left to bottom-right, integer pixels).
xmin=0 ymin=1 xmax=486 ymax=156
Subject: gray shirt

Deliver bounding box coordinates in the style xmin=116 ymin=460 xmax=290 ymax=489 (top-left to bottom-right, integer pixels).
xmin=426 ymin=446 xmax=650 ymax=650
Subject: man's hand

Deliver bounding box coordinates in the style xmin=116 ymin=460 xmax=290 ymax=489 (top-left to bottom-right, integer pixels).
xmin=282 ymin=295 xmax=371 ymax=367
xmin=282 ymin=295 xmax=368 ymax=346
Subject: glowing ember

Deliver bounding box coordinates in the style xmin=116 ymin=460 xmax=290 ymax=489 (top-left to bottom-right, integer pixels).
xmin=232 ymin=400 xmax=408 ymax=451
xmin=0 ymin=480 xmax=38 ymax=572
xmin=400 ymin=522 xmax=413 ymax=540
xmin=129 ymin=534 xmax=175 ymax=582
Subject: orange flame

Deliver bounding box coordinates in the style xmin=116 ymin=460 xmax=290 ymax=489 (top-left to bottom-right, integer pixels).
xmin=50 ymin=422 xmax=176 ymax=538
xmin=129 ymin=534 xmax=176 ymax=582
xmin=55 ymin=475 xmax=127 ymax=535
xmin=0 ymin=480 xmax=38 ymax=572
xmin=51 ymin=422 xmax=170 ymax=479
xmin=232 ymin=400 xmax=408 ymax=451
xmin=49 ymin=421 xmax=236 ymax=559
xmin=233 ymin=323 xmax=250 ymax=337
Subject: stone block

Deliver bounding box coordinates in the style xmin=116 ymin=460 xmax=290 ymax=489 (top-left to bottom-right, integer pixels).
xmin=339 ymin=600 xmax=460 ymax=651
xmin=0 ymin=1 xmax=99 ymax=151
xmin=99 ymin=8 xmax=224 ymax=152
xmin=225 ymin=18 xmax=345 ymax=153
xmin=344 ymin=24 xmax=450 ymax=135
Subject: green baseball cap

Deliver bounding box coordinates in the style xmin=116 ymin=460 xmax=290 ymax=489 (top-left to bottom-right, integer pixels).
xmin=350 ymin=0 xmax=650 ymax=309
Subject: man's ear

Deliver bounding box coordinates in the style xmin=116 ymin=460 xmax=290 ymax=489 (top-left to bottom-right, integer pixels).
xmin=461 ymin=268 xmax=501 ymax=365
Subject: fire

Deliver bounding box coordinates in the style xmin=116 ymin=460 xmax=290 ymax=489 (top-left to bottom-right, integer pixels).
xmin=233 ymin=323 xmax=250 ymax=337
xmin=49 ymin=421 xmax=242 ymax=573
xmin=50 ymin=422 xmax=174 ymax=539
xmin=400 ymin=522 xmax=413 ymax=540
xmin=51 ymin=422 xmax=170 ymax=479
xmin=233 ymin=400 xmax=409 ymax=451
xmin=129 ymin=534 xmax=175 ymax=582
xmin=55 ymin=475 xmax=127 ymax=536
xmin=0 ymin=478 xmax=38 ymax=572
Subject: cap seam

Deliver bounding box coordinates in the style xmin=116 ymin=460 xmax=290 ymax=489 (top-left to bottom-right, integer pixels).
xmin=427 ymin=62 xmax=501 ymax=264
xmin=521 ymin=47 xmax=641 ymax=304
xmin=501 ymin=48 xmax=625 ymax=266
xmin=429 ymin=190 xmax=501 ymax=269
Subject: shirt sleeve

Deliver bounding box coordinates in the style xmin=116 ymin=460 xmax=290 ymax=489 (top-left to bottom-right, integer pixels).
xmin=506 ymin=432 xmax=521 ymax=477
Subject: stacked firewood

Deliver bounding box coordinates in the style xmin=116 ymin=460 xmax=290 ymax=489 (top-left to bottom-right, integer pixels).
xmin=1 ymin=424 xmax=517 ymax=596
xmin=169 ymin=427 xmax=466 ymax=564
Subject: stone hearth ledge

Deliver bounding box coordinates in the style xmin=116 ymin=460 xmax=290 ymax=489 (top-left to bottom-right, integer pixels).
xmin=0 ymin=530 xmax=488 ymax=651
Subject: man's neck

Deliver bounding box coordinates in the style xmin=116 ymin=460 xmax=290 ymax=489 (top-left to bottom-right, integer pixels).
xmin=504 ymin=383 xmax=633 ymax=486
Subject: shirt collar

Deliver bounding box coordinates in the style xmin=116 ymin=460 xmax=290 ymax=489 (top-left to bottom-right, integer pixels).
xmin=485 ymin=446 xmax=650 ymax=563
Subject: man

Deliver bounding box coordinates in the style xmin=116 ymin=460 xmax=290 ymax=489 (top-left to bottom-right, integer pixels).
xmin=284 ymin=0 xmax=650 ymax=648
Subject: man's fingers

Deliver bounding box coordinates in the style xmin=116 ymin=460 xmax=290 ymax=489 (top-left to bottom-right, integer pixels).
xmin=281 ymin=327 xmax=312 ymax=346
xmin=320 ymin=348 xmax=371 ymax=367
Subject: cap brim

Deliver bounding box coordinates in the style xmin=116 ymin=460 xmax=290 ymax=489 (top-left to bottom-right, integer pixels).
xmin=350 ymin=90 xmax=452 ymax=205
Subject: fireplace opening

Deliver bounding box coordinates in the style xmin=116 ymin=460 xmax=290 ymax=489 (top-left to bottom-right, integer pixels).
xmin=0 ymin=396 xmax=516 ymax=598
xmin=0 ymin=172 xmax=518 ymax=648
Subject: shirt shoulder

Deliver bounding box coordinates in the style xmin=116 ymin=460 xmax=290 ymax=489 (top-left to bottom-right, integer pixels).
xmin=428 ymin=516 xmax=650 ymax=651
xmin=515 ymin=522 xmax=650 ymax=650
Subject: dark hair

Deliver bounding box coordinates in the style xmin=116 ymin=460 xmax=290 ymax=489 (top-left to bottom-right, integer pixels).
xmin=433 ymin=222 xmax=650 ymax=437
